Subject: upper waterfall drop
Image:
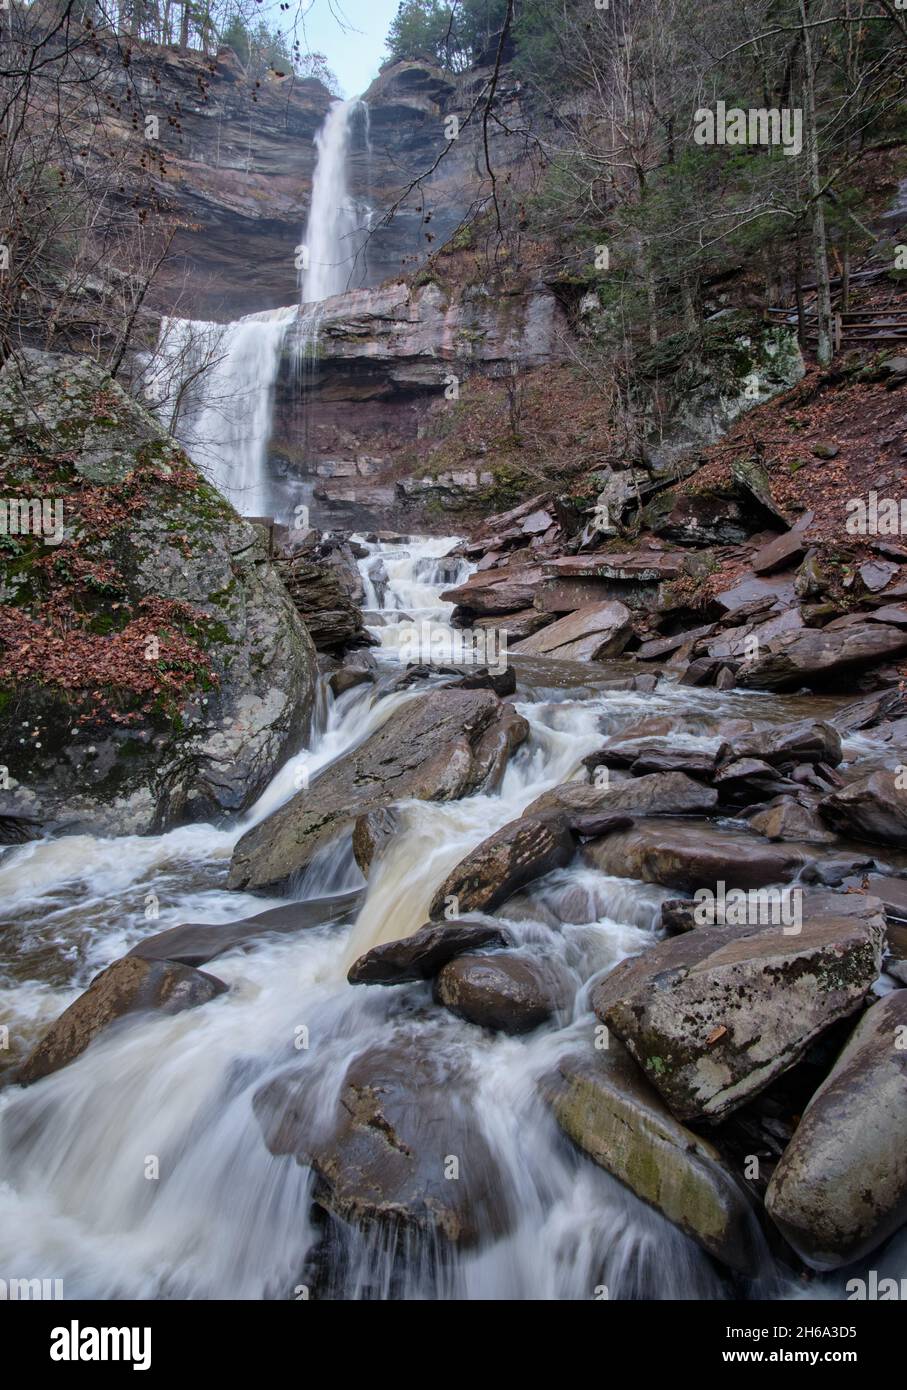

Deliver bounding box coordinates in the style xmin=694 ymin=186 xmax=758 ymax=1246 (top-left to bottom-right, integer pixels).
xmin=299 ymin=97 xmax=372 ymax=307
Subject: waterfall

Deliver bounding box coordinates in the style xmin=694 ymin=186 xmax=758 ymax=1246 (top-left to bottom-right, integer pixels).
xmin=146 ymin=307 xmax=297 ymax=517
xmin=295 ymin=98 xmax=372 ymax=403
xmin=354 ymin=533 xmax=475 ymax=659
xmin=299 ymin=98 xmax=371 ymax=307
xmin=0 ymin=532 xmax=807 ymax=1299
xmin=142 ymin=98 xmax=371 ymax=521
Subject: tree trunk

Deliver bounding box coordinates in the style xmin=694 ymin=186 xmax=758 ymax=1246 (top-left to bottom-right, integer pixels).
xmin=680 ymin=274 xmax=698 ymax=333
xmin=179 ymin=1 xmax=190 ymax=49
xmin=642 ymin=238 xmax=658 ymax=346
xmin=800 ymin=0 xmax=833 ymax=366
xmin=794 ymin=229 xmax=807 ymax=350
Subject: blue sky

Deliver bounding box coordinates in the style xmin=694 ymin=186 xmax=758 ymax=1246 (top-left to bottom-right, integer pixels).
xmin=288 ymin=0 xmax=404 ymax=98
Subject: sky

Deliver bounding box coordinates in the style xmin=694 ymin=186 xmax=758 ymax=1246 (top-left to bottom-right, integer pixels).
xmin=287 ymin=0 xmax=405 ymax=99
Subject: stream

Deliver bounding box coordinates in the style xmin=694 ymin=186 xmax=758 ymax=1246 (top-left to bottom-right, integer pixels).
xmin=0 ymin=533 xmax=898 ymax=1300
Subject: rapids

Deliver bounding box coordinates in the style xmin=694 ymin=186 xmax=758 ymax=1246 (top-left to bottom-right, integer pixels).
xmin=0 ymin=534 xmax=882 ymax=1300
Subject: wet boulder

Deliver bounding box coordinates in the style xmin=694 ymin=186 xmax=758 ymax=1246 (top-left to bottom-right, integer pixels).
xmin=725 ymin=720 xmax=843 ymax=770
xmin=129 ymin=892 xmax=361 ymax=968
xmin=352 ymin=806 xmax=402 ymax=875
xmin=544 ymin=1046 xmax=762 ymax=1273
xmin=831 ymin=687 xmax=907 ymax=736
xmin=510 ymin=602 xmax=633 ymax=662
xmin=585 ymin=743 xmax=719 ymax=780
xmin=348 ymin=919 xmax=510 ymax=985
xmin=277 ymin=530 xmax=372 ymax=653
xmin=428 ymin=814 xmax=576 ymax=919
xmin=582 ymin=820 xmax=809 ymax=893
xmin=525 ymin=772 xmax=717 ymax=826
xmin=254 ymin=1035 xmax=511 ymax=1247
xmin=329 ymin=662 xmax=376 ymax=698
xmin=737 ymin=623 xmax=907 ymax=692
xmin=18 ymin=956 xmax=227 ymax=1085
xmin=765 ymin=991 xmax=907 ymax=1270
xmin=593 ymin=893 xmax=886 ymax=1122
xmin=434 ymin=952 xmax=569 ymax=1034
xmin=819 ymin=770 xmax=907 ymax=848
xmin=388 ymin=663 xmax=517 ymax=698
xmin=746 ymin=797 xmax=837 ymax=845
xmin=228 ymin=690 xmax=529 ymax=893
xmin=475 ymin=608 xmax=552 ymax=641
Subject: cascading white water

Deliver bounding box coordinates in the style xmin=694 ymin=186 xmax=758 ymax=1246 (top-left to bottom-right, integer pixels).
xmin=300 ymin=98 xmax=371 ymax=307
xmin=294 ymin=98 xmax=372 ymax=398
xmin=146 ymin=307 xmax=297 ymax=516
xmin=142 ymin=99 xmax=371 ymax=519
xmin=354 ymin=533 xmax=475 ymax=661
xmin=0 ymin=533 xmax=868 ymax=1300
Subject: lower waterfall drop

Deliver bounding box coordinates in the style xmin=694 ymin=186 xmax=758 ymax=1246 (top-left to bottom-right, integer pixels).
xmin=147 ymin=306 xmax=297 ymax=516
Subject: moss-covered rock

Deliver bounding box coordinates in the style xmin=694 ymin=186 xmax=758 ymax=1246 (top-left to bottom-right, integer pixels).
xmin=0 ymin=351 xmax=318 ymax=835
xmin=635 ymin=315 xmax=805 ymax=470
xmin=543 ymin=1045 xmax=762 ymax=1272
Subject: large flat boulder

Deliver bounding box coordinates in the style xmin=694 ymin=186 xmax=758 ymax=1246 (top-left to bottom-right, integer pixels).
xmin=727 ymin=720 xmax=843 ymax=769
xmin=18 ymin=956 xmax=227 ymax=1085
xmin=541 ymin=553 xmax=686 ymax=582
xmin=525 ymin=772 xmax=717 ymax=826
xmin=585 ymin=742 xmax=719 ymax=779
xmin=592 ymin=894 xmax=885 ymax=1122
xmin=440 ymin=569 xmax=546 ymax=615
xmin=129 ymin=892 xmax=361 ymax=968
xmin=253 ymin=1036 xmax=511 ymax=1246
xmin=228 ymin=690 xmax=529 ymax=893
xmin=348 ymin=919 xmax=510 ymax=985
xmin=428 ymin=815 xmax=575 ymax=919
xmin=510 ymin=602 xmax=632 ymax=661
xmin=582 ymin=819 xmax=807 ymax=892
xmin=544 ymin=1046 xmax=761 ymax=1272
xmin=737 ymin=623 xmax=907 ymax=692
xmin=765 ymin=991 xmax=907 ymax=1270
xmin=819 ymin=770 xmax=907 ymax=847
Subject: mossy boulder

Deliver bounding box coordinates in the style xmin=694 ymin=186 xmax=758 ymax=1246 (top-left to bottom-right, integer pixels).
xmin=635 ymin=316 xmax=805 ymax=470
xmin=543 ymin=1045 xmax=762 ymax=1272
xmin=0 ymin=351 xmax=318 ymax=835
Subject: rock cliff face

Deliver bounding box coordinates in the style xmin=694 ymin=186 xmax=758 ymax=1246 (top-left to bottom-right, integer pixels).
xmin=0 ymin=352 xmax=318 ymax=837
xmin=106 ymin=41 xmax=527 ymax=320
xmin=102 ymin=43 xmax=333 ymax=319
xmin=269 ymin=291 xmax=804 ymax=531
xmin=355 ymin=57 xmax=534 ymax=287
xmin=272 ymin=277 xmax=567 ymax=527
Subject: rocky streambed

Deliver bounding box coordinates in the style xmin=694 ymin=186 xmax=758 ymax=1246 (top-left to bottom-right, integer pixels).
xmin=1 ymin=530 xmax=906 ymax=1300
